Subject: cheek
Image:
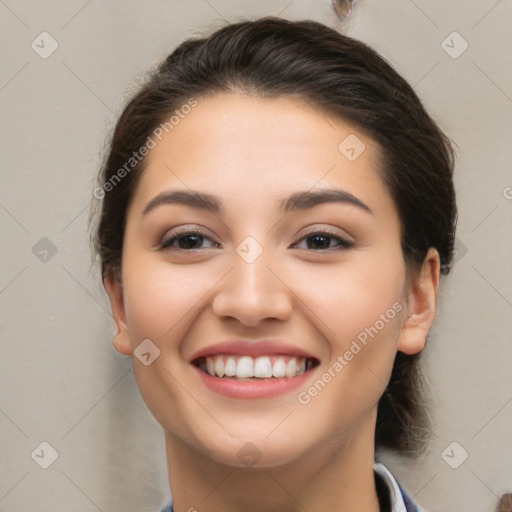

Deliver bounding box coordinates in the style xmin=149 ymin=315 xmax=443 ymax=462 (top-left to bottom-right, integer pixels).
xmin=122 ymin=257 xmax=216 ymax=344
xmin=286 ymin=249 xmax=406 ymax=347
xmin=304 ymin=255 xmax=405 ymax=416
xmin=120 ymin=258 xmax=215 ymax=439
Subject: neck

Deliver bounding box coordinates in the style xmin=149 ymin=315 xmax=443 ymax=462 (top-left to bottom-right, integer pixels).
xmin=164 ymin=416 xmax=381 ymax=512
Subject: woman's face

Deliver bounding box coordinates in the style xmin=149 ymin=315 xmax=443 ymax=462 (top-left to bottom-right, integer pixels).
xmin=107 ymin=93 xmax=430 ymax=468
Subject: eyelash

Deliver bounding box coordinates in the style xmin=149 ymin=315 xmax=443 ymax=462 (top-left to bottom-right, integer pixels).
xmin=292 ymin=230 xmax=355 ymax=251
xmin=160 ymin=229 xmax=219 ymax=251
xmin=160 ymin=229 xmax=354 ymax=252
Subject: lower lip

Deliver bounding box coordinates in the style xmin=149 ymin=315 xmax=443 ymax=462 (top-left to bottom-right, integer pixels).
xmin=193 ymin=366 xmax=314 ymax=399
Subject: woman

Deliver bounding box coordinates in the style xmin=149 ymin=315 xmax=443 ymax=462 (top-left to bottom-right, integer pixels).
xmin=93 ymin=17 xmax=456 ymax=512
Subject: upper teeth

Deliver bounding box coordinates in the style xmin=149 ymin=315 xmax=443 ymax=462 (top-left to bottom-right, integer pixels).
xmin=202 ymin=355 xmax=308 ymax=379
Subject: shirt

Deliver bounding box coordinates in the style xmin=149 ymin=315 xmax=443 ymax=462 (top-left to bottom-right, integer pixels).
xmin=374 ymin=463 xmax=425 ymax=512
xmin=159 ymin=462 xmax=424 ymax=512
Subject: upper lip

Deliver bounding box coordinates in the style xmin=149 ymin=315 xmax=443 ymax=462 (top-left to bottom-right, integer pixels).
xmin=189 ymin=340 xmax=319 ymax=362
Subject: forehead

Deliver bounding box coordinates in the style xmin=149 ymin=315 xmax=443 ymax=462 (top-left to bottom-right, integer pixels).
xmin=129 ymin=93 xmax=394 ymax=218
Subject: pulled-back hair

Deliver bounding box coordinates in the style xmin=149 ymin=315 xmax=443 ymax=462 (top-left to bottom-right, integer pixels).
xmin=93 ymin=17 xmax=456 ymax=455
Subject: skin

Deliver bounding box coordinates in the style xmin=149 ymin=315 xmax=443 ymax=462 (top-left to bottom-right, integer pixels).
xmin=105 ymin=93 xmax=440 ymax=512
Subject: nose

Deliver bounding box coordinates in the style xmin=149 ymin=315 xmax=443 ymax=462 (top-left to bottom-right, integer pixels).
xmin=211 ymin=252 xmax=293 ymax=327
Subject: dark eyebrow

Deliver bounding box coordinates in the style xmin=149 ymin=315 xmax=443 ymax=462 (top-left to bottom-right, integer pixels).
xmin=279 ymin=188 xmax=372 ymax=214
xmin=142 ymin=190 xmax=221 ymax=215
xmin=142 ymin=188 xmax=371 ymax=217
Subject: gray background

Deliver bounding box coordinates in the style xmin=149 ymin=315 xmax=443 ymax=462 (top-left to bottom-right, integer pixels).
xmin=1 ymin=1 xmax=511 ymax=511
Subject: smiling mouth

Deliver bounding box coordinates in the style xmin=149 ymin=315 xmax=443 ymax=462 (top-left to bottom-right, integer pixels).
xmin=193 ymin=354 xmax=319 ymax=380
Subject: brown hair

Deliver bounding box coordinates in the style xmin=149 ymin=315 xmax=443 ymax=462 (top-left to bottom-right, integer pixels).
xmin=92 ymin=17 xmax=456 ymax=455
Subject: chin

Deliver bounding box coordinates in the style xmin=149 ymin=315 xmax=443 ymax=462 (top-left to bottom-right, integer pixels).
xmin=204 ymin=444 xmax=301 ymax=469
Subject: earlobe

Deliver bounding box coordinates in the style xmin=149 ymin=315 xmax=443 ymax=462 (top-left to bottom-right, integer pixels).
xmin=397 ymin=248 xmax=441 ymax=355
xmin=104 ymin=271 xmax=133 ymax=356
xmin=112 ymin=331 xmax=133 ymax=356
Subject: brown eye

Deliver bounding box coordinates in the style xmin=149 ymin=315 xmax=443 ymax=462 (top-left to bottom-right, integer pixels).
xmin=161 ymin=231 xmax=219 ymax=250
xmin=307 ymin=234 xmax=332 ymax=249
xmin=293 ymin=231 xmax=354 ymax=251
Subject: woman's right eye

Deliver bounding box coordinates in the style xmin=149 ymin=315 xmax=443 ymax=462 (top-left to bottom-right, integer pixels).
xmin=160 ymin=231 xmax=220 ymax=251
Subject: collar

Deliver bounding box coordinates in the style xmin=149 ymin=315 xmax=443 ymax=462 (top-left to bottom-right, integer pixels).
xmin=161 ymin=463 xmax=424 ymax=512
xmin=374 ymin=462 xmax=424 ymax=512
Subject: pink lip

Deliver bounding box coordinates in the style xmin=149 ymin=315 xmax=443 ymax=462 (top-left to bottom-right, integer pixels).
xmin=189 ymin=340 xmax=318 ymax=362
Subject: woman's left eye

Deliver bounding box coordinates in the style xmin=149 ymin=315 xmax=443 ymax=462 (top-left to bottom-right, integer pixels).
xmin=292 ymin=232 xmax=354 ymax=251
xmin=160 ymin=231 xmax=219 ymax=250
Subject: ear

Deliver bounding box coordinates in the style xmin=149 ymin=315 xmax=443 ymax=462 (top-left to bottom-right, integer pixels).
xmin=104 ymin=271 xmax=133 ymax=356
xmin=397 ymin=248 xmax=441 ymax=355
